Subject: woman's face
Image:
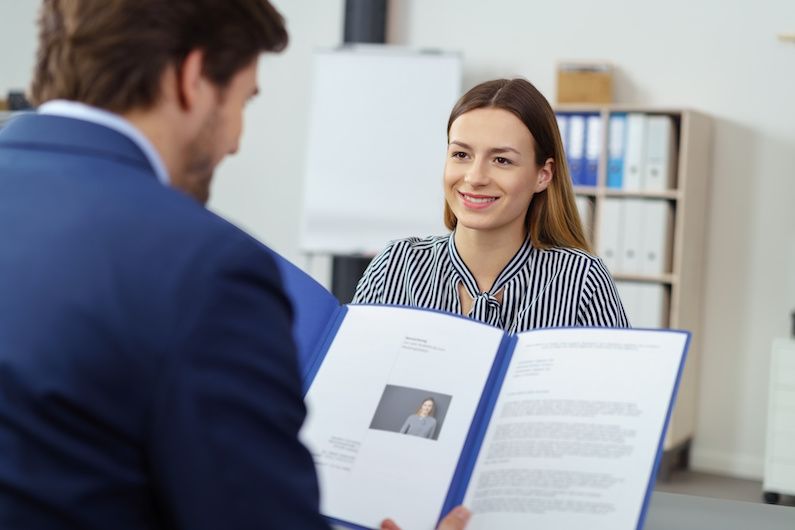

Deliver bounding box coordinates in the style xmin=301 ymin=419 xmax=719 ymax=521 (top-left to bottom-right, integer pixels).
xmin=444 ymin=107 xmax=551 ymax=238
xmin=419 ymin=400 xmax=434 ymax=416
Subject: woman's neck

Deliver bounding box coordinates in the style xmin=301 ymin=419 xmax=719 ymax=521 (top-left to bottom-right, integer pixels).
xmin=454 ymin=225 xmax=527 ymax=292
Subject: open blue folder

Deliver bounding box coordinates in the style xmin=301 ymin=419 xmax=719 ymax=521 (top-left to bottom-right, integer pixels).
xmin=267 ymin=248 xmax=689 ymax=530
xmin=267 ymin=247 xmax=341 ymax=373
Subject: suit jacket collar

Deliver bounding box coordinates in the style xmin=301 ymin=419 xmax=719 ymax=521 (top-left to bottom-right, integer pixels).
xmin=0 ymin=113 xmax=157 ymax=179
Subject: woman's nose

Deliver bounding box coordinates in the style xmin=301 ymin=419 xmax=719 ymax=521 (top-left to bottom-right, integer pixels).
xmin=463 ymin=160 xmax=489 ymax=186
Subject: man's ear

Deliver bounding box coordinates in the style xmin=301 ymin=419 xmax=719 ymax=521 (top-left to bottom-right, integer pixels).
xmin=176 ymin=49 xmax=206 ymax=111
xmin=536 ymin=157 xmax=554 ymax=192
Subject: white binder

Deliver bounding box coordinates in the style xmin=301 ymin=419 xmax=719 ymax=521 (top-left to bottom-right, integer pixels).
xmin=623 ymin=113 xmax=648 ymax=190
xmin=596 ymin=197 xmax=624 ymax=272
xmin=615 ymin=281 xmax=640 ymax=327
xmin=621 ymin=198 xmax=645 ymax=274
xmin=640 ymin=200 xmax=674 ymax=275
xmin=644 ymin=115 xmax=677 ymax=191
xmin=637 ymin=283 xmax=668 ymax=328
xmin=616 ymin=281 xmax=668 ymax=328
xmin=575 ymin=196 xmax=593 ymax=239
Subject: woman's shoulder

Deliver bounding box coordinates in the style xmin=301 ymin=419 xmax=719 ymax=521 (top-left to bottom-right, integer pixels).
xmin=356 ymin=236 xmax=450 ymax=304
xmin=536 ymin=245 xmax=603 ymax=265
xmin=386 ymin=234 xmax=449 ymax=251
xmin=378 ymin=234 xmax=450 ymax=258
xmin=535 ymin=246 xmax=615 ymax=280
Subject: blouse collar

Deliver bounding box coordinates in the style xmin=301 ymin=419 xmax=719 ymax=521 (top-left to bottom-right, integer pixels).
xmin=447 ymin=231 xmax=534 ymax=297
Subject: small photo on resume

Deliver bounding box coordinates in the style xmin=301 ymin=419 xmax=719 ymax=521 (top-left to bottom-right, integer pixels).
xmin=369 ymin=384 xmax=452 ymax=441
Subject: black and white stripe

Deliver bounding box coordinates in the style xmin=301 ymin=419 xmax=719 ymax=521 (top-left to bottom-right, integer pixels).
xmin=352 ymin=233 xmax=629 ymax=332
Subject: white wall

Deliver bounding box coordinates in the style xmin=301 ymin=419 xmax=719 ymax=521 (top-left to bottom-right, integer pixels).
xmin=3 ymin=0 xmax=794 ymax=481
xmin=0 ymin=1 xmax=38 ymax=95
xmin=388 ymin=0 xmax=795 ymax=479
xmin=208 ymin=0 xmax=343 ymax=276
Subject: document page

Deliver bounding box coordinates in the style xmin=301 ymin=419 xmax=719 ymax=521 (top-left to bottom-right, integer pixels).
xmin=463 ymin=328 xmax=687 ymax=530
xmin=301 ymin=305 xmax=505 ymax=530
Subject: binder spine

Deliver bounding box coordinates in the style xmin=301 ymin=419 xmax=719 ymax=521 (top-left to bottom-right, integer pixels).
xmin=607 ymin=113 xmax=627 ymax=188
xmin=566 ymin=114 xmax=586 ymax=186
xmin=584 ymin=114 xmax=601 ymax=187
xmin=643 ymin=115 xmax=676 ymax=191
xmin=439 ymin=333 xmax=518 ymax=520
xmin=623 ymin=113 xmax=647 ymax=190
xmin=556 ymin=113 xmax=569 ymax=154
xmin=301 ymin=305 xmax=349 ymax=394
xmin=597 ymin=197 xmax=624 ymax=272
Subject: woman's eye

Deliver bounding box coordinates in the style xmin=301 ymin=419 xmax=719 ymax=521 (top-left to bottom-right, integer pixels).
xmin=495 ymin=156 xmax=512 ymax=165
xmin=451 ymin=151 xmax=468 ymax=159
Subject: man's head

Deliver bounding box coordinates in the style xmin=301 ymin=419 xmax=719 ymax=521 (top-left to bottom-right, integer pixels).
xmin=29 ymin=0 xmax=288 ymax=203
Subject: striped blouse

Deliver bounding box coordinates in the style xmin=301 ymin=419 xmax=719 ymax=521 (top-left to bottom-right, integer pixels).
xmin=352 ymin=233 xmax=629 ymax=333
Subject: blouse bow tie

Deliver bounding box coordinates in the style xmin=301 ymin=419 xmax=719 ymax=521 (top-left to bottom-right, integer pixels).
xmin=448 ymin=231 xmax=534 ymax=330
xmin=468 ymin=290 xmax=503 ymax=328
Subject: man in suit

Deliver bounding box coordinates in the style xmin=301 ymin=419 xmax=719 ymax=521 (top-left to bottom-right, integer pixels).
xmin=0 ymin=1 xmax=471 ymax=529
xmin=0 ymin=1 xmax=333 ymax=529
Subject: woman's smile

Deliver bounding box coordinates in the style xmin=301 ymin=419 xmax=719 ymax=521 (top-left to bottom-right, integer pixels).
xmin=458 ymin=191 xmax=499 ymax=210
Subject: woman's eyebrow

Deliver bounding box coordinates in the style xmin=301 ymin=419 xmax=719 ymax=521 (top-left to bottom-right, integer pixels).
xmin=449 ymin=140 xmax=520 ymax=156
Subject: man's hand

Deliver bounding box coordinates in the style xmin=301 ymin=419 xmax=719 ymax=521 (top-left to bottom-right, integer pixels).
xmin=380 ymin=506 xmax=471 ymax=530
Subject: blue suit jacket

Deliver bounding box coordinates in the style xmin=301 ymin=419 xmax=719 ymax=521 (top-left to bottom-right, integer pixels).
xmin=0 ymin=114 xmax=328 ymax=530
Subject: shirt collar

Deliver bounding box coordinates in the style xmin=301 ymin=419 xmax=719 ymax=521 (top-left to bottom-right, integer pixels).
xmin=37 ymin=100 xmax=170 ymax=186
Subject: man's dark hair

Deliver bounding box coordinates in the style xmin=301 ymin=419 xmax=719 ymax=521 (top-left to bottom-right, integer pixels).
xmin=30 ymin=0 xmax=288 ymax=112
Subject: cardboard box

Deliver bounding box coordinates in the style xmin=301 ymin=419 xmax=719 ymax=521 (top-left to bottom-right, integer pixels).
xmin=557 ymin=62 xmax=613 ymax=104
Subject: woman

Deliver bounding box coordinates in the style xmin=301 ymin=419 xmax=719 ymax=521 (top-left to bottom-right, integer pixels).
xmin=399 ymin=398 xmax=437 ymax=439
xmin=353 ymin=78 xmax=628 ymax=331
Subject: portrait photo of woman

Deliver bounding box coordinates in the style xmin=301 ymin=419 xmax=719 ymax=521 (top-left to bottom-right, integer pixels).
xmin=399 ymin=398 xmax=437 ymax=439
xmin=369 ymin=385 xmax=451 ymax=440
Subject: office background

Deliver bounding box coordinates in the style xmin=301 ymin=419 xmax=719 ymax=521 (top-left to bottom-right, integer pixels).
xmin=2 ymin=0 xmax=794 ymax=483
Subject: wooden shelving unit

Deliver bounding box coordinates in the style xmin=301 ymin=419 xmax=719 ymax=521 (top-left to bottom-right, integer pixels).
xmin=559 ymin=104 xmax=712 ymax=477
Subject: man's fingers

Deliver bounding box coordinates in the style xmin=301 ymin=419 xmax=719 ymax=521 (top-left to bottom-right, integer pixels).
xmin=380 ymin=518 xmax=401 ymax=530
xmin=438 ymin=506 xmax=471 ymax=530
xmin=380 ymin=506 xmax=471 ymax=530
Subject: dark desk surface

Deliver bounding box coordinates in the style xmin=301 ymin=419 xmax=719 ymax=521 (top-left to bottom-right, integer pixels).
xmin=645 ymin=491 xmax=794 ymax=530
xmin=331 ymin=490 xmax=794 ymax=529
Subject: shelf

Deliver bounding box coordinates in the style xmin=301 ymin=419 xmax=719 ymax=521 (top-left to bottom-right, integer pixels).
xmin=613 ymin=273 xmax=676 ymax=285
xmin=603 ymin=189 xmax=681 ymax=200
xmin=574 ymin=187 xmax=681 ymax=200
xmin=573 ymin=186 xmax=598 ymax=196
